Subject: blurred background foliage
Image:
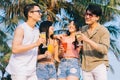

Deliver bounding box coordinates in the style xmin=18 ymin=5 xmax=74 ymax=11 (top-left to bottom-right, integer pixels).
xmin=0 ymin=0 xmax=120 ymax=79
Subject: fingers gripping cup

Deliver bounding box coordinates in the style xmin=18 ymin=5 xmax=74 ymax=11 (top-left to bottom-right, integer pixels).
xmin=76 ymin=31 xmax=81 ymax=38
xmin=75 ymin=31 xmax=83 ymax=46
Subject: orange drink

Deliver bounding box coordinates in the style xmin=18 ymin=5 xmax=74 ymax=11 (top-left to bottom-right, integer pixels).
xmin=62 ymin=42 xmax=67 ymax=53
xmin=47 ymin=44 xmax=54 ymax=54
xmin=40 ymin=32 xmax=46 ymax=39
xmin=40 ymin=32 xmax=47 ymax=47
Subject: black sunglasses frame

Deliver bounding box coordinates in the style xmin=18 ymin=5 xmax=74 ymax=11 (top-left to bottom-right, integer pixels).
xmin=84 ymin=12 xmax=95 ymax=17
xmin=30 ymin=10 xmax=43 ymax=13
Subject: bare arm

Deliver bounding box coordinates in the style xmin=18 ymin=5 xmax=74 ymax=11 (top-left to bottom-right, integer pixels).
xmin=54 ymin=40 xmax=60 ymax=62
xmin=37 ymin=54 xmax=47 ymax=60
xmin=12 ymin=26 xmax=43 ymax=54
xmin=37 ymin=51 xmax=52 ymax=60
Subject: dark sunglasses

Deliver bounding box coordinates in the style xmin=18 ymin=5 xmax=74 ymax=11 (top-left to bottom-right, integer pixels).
xmin=85 ymin=12 xmax=94 ymax=17
xmin=30 ymin=10 xmax=43 ymax=13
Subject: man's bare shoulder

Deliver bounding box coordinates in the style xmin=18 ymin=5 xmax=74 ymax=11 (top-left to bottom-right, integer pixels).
xmin=15 ymin=23 xmax=25 ymax=31
xmin=14 ymin=23 xmax=25 ymax=35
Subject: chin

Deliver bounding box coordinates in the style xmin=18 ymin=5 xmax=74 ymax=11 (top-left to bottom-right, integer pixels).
xmin=39 ymin=18 xmax=41 ymax=21
xmin=85 ymin=21 xmax=91 ymax=25
xmin=37 ymin=18 xmax=41 ymax=22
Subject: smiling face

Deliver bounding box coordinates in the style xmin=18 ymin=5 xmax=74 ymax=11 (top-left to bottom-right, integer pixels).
xmin=84 ymin=10 xmax=99 ymax=25
xmin=84 ymin=4 xmax=102 ymax=26
xmin=68 ymin=21 xmax=77 ymax=33
xmin=29 ymin=6 xmax=42 ymax=22
xmin=49 ymin=26 xmax=54 ymax=35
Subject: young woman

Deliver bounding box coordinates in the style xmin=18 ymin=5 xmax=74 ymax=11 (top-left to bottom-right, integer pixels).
xmin=57 ymin=20 xmax=81 ymax=80
xmin=36 ymin=21 xmax=60 ymax=80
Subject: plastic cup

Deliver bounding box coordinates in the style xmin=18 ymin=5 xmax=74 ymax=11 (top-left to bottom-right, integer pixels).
xmin=62 ymin=42 xmax=67 ymax=53
xmin=47 ymin=44 xmax=54 ymax=54
xmin=76 ymin=31 xmax=81 ymax=38
xmin=40 ymin=32 xmax=47 ymax=47
xmin=40 ymin=32 xmax=46 ymax=39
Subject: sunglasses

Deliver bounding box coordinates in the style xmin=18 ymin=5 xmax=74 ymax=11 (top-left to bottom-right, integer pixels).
xmin=85 ymin=12 xmax=95 ymax=17
xmin=30 ymin=10 xmax=43 ymax=13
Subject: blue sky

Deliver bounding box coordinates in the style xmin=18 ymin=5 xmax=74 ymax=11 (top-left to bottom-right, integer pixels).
xmin=108 ymin=50 xmax=120 ymax=80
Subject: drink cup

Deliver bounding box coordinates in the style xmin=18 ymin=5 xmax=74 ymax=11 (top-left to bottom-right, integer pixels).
xmin=75 ymin=31 xmax=83 ymax=46
xmin=40 ymin=32 xmax=46 ymax=39
xmin=47 ymin=44 xmax=54 ymax=54
xmin=40 ymin=32 xmax=47 ymax=47
xmin=76 ymin=31 xmax=81 ymax=38
xmin=61 ymin=42 xmax=67 ymax=53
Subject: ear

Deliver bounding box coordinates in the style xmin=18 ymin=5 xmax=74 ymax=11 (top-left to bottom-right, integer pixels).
xmin=96 ymin=16 xmax=100 ymax=21
xmin=28 ymin=12 xmax=32 ymax=17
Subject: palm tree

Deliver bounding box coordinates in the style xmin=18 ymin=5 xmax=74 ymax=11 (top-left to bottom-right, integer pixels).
xmin=0 ymin=0 xmax=120 ymax=79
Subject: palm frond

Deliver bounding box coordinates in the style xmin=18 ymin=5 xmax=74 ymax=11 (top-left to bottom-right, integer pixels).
xmin=0 ymin=15 xmax=5 ymax=24
xmin=109 ymin=64 xmax=115 ymax=73
xmin=104 ymin=15 xmax=120 ymax=60
xmin=107 ymin=25 xmax=120 ymax=38
xmin=0 ymin=52 xmax=11 ymax=79
xmin=0 ymin=30 xmax=10 ymax=53
xmin=110 ymin=39 xmax=120 ymax=61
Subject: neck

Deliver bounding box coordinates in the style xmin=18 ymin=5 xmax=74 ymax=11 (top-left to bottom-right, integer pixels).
xmin=26 ymin=19 xmax=36 ymax=28
xmin=89 ymin=22 xmax=99 ymax=31
xmin=70 ymin=32 xmax=75 ymax=37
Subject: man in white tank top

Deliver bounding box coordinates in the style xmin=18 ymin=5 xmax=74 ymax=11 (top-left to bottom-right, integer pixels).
xmin=6 ymin=3 xmax=43 ymax=80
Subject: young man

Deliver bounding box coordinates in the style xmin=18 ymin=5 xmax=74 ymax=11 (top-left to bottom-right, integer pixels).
xmin=6 ymin=3 xmax=43 ymax=80
xmin=78 ymin=4 xmax=110 ymax=80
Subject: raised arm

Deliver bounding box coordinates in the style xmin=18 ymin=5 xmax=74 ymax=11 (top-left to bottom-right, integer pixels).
xmin=54 ymin=39 xmax=60 ymax=62
xmin=12 ymin=26 xmax=43 ymax=54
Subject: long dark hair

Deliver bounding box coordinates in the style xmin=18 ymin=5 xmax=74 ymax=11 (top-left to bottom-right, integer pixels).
xmin=39 ymin=21 xmax=53 ymax=44
xmin=66 ymin=20 xmax=80 ymax=35
xmin=38 ymin=21 xmax=53 ymax=54
xmin=66 ymin=20 xmax=80 ymax=49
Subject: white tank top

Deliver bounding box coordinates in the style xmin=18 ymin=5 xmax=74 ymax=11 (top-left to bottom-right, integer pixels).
xmin=6 ymin=22 xmax=40 ymax=76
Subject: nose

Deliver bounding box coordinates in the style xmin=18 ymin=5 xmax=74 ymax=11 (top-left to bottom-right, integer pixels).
xmin=85 ymin=14 xmax=90 ymax=18
xmin=40 ymin=12 xmax=42 ymax=16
